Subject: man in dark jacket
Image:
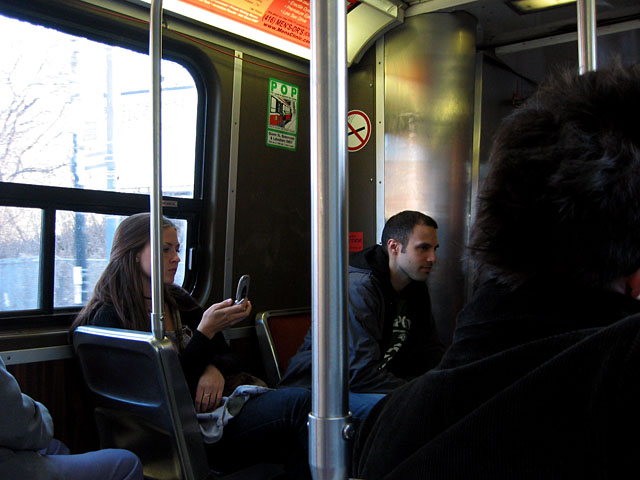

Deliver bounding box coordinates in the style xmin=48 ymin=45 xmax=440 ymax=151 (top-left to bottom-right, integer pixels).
xmin=280 ymin=211 xmax=445 ymax=417
xmin=353 ymin=62 xmax=640 ymax=479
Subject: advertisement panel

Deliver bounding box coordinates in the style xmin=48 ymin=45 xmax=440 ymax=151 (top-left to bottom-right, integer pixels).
xmin=179 ymin=0 xmax=310 ymax=48
xmin=266 ymin=78 xmax=299 ymax=151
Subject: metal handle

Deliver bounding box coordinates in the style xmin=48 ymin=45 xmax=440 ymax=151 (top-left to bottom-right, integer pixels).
xmin=150 ymin=0 xmax=164 ymax=340
xmin=577 ymin=0 xmax=597 ymax=74
xmin=310 ymin=0 xmax=351 ymax=478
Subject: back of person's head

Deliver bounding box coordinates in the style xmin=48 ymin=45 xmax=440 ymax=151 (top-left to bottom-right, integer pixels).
xmin=470 ymin=61 xmax=640 ymax=290
xmin=381 ymin=210 xmax=438 ymax=252
xmin=72 ymin=212 xmax=178 ymax=332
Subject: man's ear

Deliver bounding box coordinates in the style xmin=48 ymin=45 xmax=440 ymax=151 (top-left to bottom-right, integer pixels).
xmin=387 ymin=238 xmax=399 ymax=257
xmin=625 ymin=268 xmax=640 ymax=299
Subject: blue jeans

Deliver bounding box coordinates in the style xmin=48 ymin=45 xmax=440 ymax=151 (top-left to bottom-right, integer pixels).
xmin=349 ymin=392 xmax=385 ymax=424
xmin=206 ymin=387 xmax=311 ymax=479
xmin=204 ymin=388 xmax=382 ymax=478
xmin=42 ymin=439 xmax=143 ymax=480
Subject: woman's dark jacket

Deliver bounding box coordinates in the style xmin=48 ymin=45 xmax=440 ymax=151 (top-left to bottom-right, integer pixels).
xmin=87 ymin=290 xmax=242 ymax=394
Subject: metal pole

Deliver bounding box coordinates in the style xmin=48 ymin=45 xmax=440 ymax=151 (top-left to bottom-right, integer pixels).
xmin=150 ymin=0 xmax=164 ymax=340
xmin=577 ymin=0 xmax=597 ymax=73
xmin=309 ymin=0 xmax=351 ymax=479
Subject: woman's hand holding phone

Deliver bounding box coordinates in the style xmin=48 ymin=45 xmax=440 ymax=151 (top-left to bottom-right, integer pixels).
xmin=197 ymin=298 xmax=252 ymax=339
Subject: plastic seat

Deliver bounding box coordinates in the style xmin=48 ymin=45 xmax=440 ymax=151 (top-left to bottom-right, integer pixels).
xmin=73 ymin=326 xmax=281 ymax=480
xmin=255 ymin=308 xmax=311 ymax=387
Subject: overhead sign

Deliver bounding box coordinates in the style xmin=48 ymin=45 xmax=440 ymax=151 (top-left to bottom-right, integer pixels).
xmin=266 ymin=78 xmax=299 ymax=151
xmin=347 ymin=109 xmax=371 ymax=152
xmin=179 ymin=0 xmax=310 ymax=49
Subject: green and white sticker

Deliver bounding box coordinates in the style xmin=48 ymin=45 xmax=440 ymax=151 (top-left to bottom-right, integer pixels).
xmin=266 ymin=78 xmax=299 ymax=151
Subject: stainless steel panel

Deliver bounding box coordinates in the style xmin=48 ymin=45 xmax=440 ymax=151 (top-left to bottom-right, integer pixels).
xmin=383 ymin=12 xmax=477 ymax=343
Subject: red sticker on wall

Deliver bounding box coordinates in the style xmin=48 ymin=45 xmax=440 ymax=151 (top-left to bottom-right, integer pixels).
xmin=349 ymin=232 xmax=364 ymax=252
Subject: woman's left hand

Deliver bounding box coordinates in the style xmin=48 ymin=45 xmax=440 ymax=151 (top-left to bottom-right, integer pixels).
xmin=195 ymin=364 xmax=225 ymax=413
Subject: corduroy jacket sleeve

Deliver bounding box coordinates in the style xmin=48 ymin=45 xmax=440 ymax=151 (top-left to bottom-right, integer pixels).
xmin=0 ymin=356 xmax=53 ymax=451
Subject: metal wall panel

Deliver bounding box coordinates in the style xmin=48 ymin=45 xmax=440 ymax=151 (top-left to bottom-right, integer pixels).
xmin=347 ymin=46 xmax=377 ymax=248
xmin=495 ymin=27 xmax=640 ymax=84
xmin=383 ymin=13 xmax=477 ymax=343
xmin=232 ymin=55 xmax=311 ymax=318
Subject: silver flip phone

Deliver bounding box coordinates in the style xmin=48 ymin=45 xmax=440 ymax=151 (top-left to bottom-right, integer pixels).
xmin=234 ymin=275 xmax=250 ymax=304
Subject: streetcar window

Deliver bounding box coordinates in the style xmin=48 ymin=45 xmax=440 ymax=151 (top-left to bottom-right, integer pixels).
xmin=53 ymin=211 xmax=123 ymax=309
xmin=53 ymin=212 xmax=187 ymax=308
xmin=0 ymin=207 xmax=42 ymax=312
xmin=0 ymin=10 xmax=205 ymax=320
xmin=0 ymin=14 xmax=197 ymax=198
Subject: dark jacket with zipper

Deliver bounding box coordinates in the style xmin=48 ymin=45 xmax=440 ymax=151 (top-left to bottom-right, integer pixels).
xmin=88 ymin=289 xmax=243 ymax=395
xmin=280 ymin=244 xmax=444 ymax=393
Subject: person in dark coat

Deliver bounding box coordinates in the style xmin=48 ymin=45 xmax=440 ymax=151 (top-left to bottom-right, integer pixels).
xmin=280 ymin=211 xmax=444 ymax=420
xmin=353 ymin=62 xmax=640 ymax=479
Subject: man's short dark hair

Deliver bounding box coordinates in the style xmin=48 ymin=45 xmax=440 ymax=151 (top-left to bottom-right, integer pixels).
xmin=469 ymin=61 xmax=640 ymax=289
xmin=381 ymin=210 xmax=438 ymax=251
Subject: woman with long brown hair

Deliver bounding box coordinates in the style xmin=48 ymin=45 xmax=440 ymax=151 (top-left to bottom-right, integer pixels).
xmin=72 ymin=213 xmax=310 ymax=478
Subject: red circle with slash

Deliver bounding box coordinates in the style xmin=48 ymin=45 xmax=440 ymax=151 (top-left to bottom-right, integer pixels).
xmin=347 ymin=110 xmax=371 ymax=152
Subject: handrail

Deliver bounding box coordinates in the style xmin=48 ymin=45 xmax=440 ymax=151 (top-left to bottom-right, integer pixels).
xmin=577 ymin=0 xmax=597 ymax=73
xmin=150 ymin=0 xmax=165 ymax=340
xmin=309 ymin=0 xmax=351 ymax=479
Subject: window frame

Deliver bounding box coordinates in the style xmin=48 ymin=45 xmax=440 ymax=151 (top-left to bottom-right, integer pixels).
xmin=0 ymin=1 xmax=209 ymax=328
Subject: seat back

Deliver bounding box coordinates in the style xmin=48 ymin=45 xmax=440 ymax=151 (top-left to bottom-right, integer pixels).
xmin=73 ymin=326 xmax=212 ymax=480
xmin=255 ymin=308 xmax=311 ymax=387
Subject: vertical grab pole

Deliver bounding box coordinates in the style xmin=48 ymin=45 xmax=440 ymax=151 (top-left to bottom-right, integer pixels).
xmin=309 ymin=0 xmax=351 ymax=479
xmin=150 ymin=0 xmax=165 ymax=340
xmin=576 ymin=0 xmax=597 ymax=74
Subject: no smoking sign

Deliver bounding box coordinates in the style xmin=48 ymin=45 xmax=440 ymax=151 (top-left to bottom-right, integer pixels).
xmin=347 ymin=110 xmax=371 ymax=152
